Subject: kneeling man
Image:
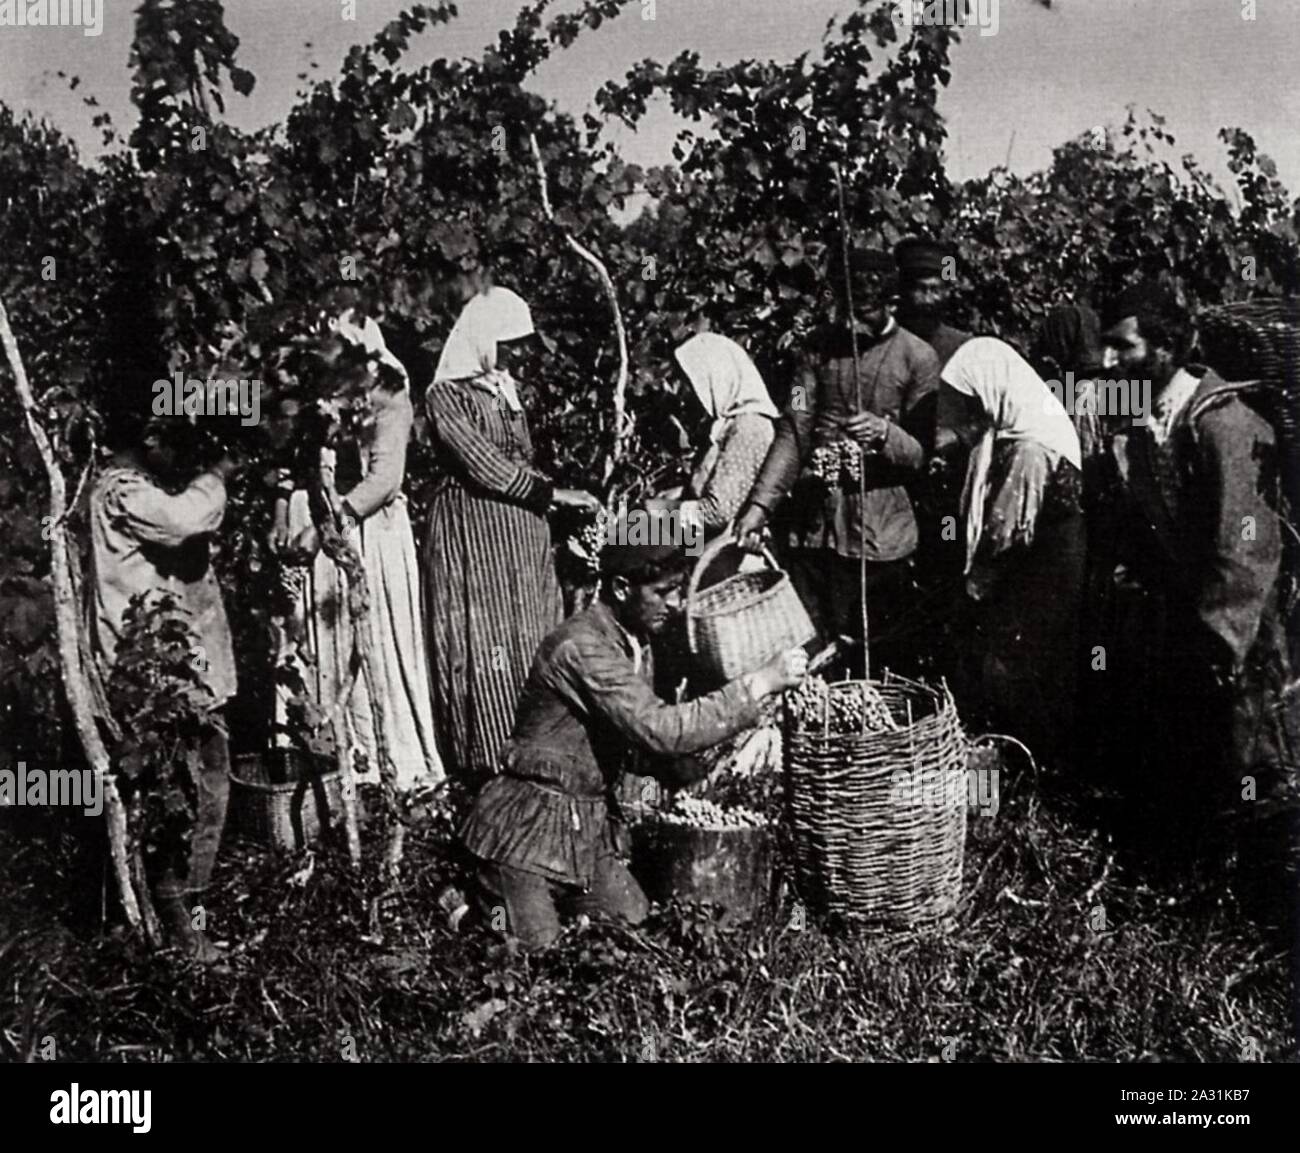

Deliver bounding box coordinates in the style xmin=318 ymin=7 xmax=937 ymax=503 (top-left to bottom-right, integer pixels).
xmin=459 ymin=536 xmax=807 ymax=949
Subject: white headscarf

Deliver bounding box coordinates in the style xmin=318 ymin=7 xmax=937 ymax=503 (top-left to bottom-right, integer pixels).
xmin=942 ymin=336 xmax=1081 ymax=573
xmin=674 ymin=332 xmax=778 ymax=444
xmin=433 ymin=287 xmax=535 ymax=412
xmin=332 ymin=308 xmax=409 ymax=386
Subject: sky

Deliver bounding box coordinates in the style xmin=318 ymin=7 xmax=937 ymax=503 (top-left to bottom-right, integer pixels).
xmin=1 ymin=0 xmax=1297 ymax=201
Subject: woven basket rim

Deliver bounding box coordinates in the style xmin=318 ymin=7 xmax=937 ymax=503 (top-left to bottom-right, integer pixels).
xmin=689 ymin=571 xmax=786 ymax=619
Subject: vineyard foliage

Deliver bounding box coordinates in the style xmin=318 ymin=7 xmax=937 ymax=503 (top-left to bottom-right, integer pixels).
xmin=1 ymin=0 xmax=1297 ymax=763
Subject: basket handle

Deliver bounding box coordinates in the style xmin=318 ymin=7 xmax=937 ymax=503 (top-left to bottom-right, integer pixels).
xmin=684 ymin=531 xmax=782 ymax=655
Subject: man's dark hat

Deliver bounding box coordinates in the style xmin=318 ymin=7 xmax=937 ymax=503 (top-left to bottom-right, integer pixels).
xmin=894 ymin=236 xmax=953 ymax=278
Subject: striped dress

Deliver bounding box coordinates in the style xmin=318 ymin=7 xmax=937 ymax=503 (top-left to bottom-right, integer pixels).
xmin=423 ymin=376 xmax=563 ymax=780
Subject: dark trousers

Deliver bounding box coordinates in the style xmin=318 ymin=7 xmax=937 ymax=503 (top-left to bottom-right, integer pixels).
xmin=783 ymin=549 xmax=917 ymax=679
xmin=473 ymin=855 xmax=650 ymax=950
xmin=154 ymin=726 xmax=231 ymax=899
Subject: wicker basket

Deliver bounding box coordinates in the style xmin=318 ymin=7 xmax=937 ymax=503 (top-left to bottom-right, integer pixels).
xmin=685 ymin=535 xmax=816 ymax=681
xmin=785 ymin=675 xmax=967 ymax=927
xmin=1199 ymin=299 xmax=1300 ymax=398
xmin=229 ymin=749 xmax=343 ymax=851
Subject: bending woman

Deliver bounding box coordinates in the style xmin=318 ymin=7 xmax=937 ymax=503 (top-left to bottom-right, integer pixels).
xmin=273 ymin=313 xmax=445 ymax=794
xmin=941 ymin=336 xmax=1085 ymax=765
xmin=672 ymin=332 xmax=778 ymax=536
xmin=424 ymin=287 xmax=598 ymax=782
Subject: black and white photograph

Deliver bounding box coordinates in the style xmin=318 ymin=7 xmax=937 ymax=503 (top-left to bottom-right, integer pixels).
xmin=1 ymin=0 xmax=1298 ymax=1126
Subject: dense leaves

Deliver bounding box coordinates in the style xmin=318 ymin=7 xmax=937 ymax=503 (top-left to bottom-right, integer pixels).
xmin=0 ymin=0 xmax=1297 ymax=815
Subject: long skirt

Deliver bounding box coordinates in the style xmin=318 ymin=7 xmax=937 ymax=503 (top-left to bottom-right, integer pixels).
xmin=275 ymin=491 xmax=445 ymax=792
xmin=958 ymin=513 xmax=1086 ymax=766
xmin=423 ymin=485 xmax=563 ymax=781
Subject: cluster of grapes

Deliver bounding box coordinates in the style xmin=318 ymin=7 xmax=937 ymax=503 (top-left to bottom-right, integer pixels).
xmin=277 ymin=564 xmax=307 ymax=600
xmin=786 ymin=675 xmax=899 ymax=735
xmin=655 ymin=793 xmax=766 ymax=831
xmin=568 ymin=507 xmax=610 ymax=575
xmin=809 ymin=439 xmax=863 ymax=487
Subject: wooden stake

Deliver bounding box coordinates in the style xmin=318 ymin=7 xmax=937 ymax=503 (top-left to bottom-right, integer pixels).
xmin=0 ymin=300 xmax=144 ymax=933
xmin=832 ymin=162 xmax=871 ymax=682
xmin=529 ymin=133 xmax=630 ymax=485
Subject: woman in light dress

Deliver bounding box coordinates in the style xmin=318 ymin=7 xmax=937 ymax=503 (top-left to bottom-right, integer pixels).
xmin=271 ymin=312 xmax=444 ymax=795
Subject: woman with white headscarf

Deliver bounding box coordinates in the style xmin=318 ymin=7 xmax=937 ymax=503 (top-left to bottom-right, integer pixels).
xmin=940 ymin=336 xmax=1085 ymax=763
xmin=271 ymin=310 xmax=445 ymax=796
xmin=424 ymin=286 xmax=598 ymax=781
xmin=672 ymin=332 xmax=778 ymax=534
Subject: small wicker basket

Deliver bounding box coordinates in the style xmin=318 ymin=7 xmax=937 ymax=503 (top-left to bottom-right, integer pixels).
xmin=685 ymin=535 xmax=816 ymax=682
xmin=785 ymin=675 xmax=968 ymax=927
xmin=229 ymin=749 xmax=343 ymax=851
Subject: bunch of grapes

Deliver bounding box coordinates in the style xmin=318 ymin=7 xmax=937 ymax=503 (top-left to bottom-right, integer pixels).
xmin=809 ymin=440 xmax=863 ymax=487
xmin=786 ymin=675 xmax=899 ymax=735
xmin=839 ymin=439 xmax=863 ymax=484
xmin=568 ymin=506 xmax=611 ymax=575
xmin=655 ymin=793 xmax=766 ymax=831
xmin=810 ymin=444 xmax=841 ymax=482
xmin=277 ymin=564 xmax=307 ymax=600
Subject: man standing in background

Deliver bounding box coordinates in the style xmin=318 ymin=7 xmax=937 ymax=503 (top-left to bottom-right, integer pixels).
xmin=735 ymin=249 xmax=939 ymax=678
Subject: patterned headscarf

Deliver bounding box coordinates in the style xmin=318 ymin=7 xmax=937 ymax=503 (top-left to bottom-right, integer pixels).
xmin=674 ymin=333 xmax=778 ymax=444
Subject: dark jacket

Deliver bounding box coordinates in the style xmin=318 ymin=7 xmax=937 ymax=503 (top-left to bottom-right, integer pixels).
xmin=746 ymin=320 xmax=940 ymax=562
xmin=1110 ymin=367 xmax=1296 ymax=795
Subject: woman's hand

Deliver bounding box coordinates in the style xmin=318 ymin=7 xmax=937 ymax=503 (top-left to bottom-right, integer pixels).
xmin=268 ymin=520 xmax=292 ymax=555
xmin=553 ymin=488 xmax=603 ymax=513
xmin=287 ymin=525 xmax=320 ymax=562
xmin=743 ymin=647 xmax=809 ymax=699
xmin=733 ymin=504 xmax=769 ymax=554
xmin=268 ymin=496 xmax=292 ymax=555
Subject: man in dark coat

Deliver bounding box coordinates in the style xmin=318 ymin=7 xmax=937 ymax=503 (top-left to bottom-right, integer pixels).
xmin=1100 ymin=284 xmax=1298 ymax=895
xmin=734 ymin=249 xmax=940 ymax=677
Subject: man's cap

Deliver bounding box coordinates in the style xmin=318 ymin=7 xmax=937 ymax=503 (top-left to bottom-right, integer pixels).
xmin=894 ymin=236 xmax=953 ymax=278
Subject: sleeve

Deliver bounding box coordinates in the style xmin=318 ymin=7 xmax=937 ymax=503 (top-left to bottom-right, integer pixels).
xmin=694 ymin=415 xmax=776 ymax=528
xmin=1193 ymin=404 xmax=1282 ymax=676
xmin=744 ymin=355 xmax=818 ymax=515
xmin=979 ymin=441 xmax=1052 ymax=558
xmin=104 ymin=471 xmax=226 ymax=547
xmin=342 ymin=394 xmax=411 ymax=520
xmin=426 ymin=379 xmax=553 ymax=513
xmin=555 ymin=634 xmax=761 ymax=760
xmin=877 ymin=341 xmax=939 ymax=472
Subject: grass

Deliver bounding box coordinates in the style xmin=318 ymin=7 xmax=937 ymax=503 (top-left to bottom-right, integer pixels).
xmin=0 ymin=760 xmax=1295 ymax=1063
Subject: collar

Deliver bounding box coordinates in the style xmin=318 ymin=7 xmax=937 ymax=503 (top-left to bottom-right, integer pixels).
xmin=590 ymin=600 xmax=645 ymax=670
xmin=1148 ymin=367 xmax=1198 ymax=445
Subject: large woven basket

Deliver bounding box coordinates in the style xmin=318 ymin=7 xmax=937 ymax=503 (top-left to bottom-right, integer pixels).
xmin=785 ymin=675 xmax=967 ymax=927
xmin=686 ymin=535 xmax=816 ymax=681
xmin=1199 ymin=298 xmax=1300 ymax=399
xmin=229 ymin=749 xmax=343 ymax=851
